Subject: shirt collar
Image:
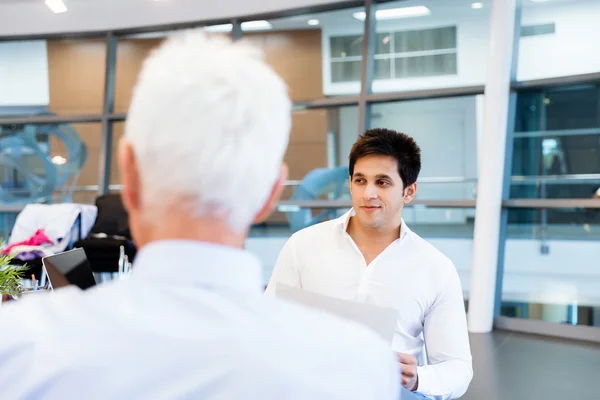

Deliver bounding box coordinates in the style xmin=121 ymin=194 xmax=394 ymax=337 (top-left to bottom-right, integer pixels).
xmin=337 ymin=208 xmax=411 ymax=240
xmin=130 ymin=240 xmax=264 ymax=294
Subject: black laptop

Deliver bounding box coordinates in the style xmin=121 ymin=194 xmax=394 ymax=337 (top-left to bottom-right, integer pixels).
xmin=42 ymin=248 xmax=97 ymax=291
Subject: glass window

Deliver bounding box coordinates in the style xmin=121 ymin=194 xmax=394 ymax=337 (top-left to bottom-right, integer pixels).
xmin=0 ymin=211 xmax=17 ymax=241
xmin=370 ymin=0 xmax=490 ymax=92
xmin=374 ymin=58 xmax=393 ymax=80
xmin=393 ymin=26 xmax=457 ymax=53
xmin=330 ymin=35 xmax=363 ymax=58
xmin=0 ymin=121 xmax=100 ymax=208
xmin=252 ymin=106 xmax=357 ymax=234
xmin=394 ymin=53 xmax=457 ymax=78
xmin=369 ymin=96 xmax=480 ymax=200
xmin=110 ymin=121 xmax=126 ymax=186
xmin=55 ymin=122 xmax=102 ymax=205
xmin=0 ymin=39 xmax=106 ymax=118
xmin=330 ymin=26 xmax=458 ymax=83
xmin=245 ymin=6 xmax=365 ymax=100
xmin=0 ymin=41 xmax=49 ymax=117
xmin=375 ymin=33 xmax=392 ymax=55
xmin=331 ymin=60 xmax=362 ymax=83
xmin=285 ymin=107 xmax=357 ymax=181
xmin=501 ymin=208 xmax=600 ymax=328
xmin=511 ymin=85 xmax=600 ymax=200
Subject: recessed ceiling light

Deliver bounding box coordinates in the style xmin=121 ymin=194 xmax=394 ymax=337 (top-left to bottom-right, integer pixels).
xmin=45 ymin=0 xmax=67 ymax=14
xmin=204 ymin=20 xmax=273 ymax=33
xmin=204 ymin=24 xmax=233 ymax=33
xmin=241 ymin=20 xmax=272 ymax=31
xmin=308 ymin=19 xmax=320 ymax=26
xmin=472 ymin=2 xmax=484 ymax=9
xmin=353 ymin=6 xmax=431 ymax=21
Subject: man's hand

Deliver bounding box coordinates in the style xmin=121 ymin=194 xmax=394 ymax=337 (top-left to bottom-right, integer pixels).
xmin=397 ymin=353 xmax=418 ymax=391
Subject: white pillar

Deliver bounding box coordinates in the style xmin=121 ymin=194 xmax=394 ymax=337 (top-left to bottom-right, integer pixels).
xmin=468 ymin=0 xmax=518 ymax=333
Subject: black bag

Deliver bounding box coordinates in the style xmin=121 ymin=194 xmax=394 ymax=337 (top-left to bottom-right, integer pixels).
xmin=73 ymin=194 xmax=137 ymax=273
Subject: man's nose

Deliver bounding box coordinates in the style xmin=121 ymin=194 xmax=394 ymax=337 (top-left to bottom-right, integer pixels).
xmin=363 ymin=183 xmax=378 ymax=200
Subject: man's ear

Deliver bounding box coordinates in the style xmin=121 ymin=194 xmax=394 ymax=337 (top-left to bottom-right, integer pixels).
xmin=403 ymin=183 xmax=417 ymax=204
xmin=118 ymin=139 xmax=141 ymax=214
xmin=253 ymin=164 xmax=288 ymax=224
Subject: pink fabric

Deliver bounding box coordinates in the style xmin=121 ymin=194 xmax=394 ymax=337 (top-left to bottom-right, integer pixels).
xmin=2 ymin=229 xmax=53 ymax=255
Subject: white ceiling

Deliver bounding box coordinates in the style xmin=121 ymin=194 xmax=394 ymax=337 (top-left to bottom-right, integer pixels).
xmin=0 ymin=0 xmax=354 ymax=37
xmin=0 ymin=0 xmax=594 ymax=38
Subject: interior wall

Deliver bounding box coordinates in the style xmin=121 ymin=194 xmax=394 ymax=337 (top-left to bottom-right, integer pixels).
xmin=46 ymin=40 xmax=106 ymax=204
xmin=248 ymin=30 xmax=328 ymax=223
xmin=247 ymin=30 xmax=328 ymax=182
xmin=518 ymin=1 xmax=600 ymax=81
xmin=47 ymin=40 xmax=106 ymax=116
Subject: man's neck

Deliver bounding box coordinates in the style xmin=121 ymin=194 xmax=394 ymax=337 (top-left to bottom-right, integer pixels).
xmin=346 ymin=216 xmax=401 ymax=248
xmin=134 ymin=212 xmax=247 ymax=250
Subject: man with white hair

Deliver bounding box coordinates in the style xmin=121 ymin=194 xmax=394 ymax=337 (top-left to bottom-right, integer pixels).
xmin=0 ymin=31 xmax=399 ymax=399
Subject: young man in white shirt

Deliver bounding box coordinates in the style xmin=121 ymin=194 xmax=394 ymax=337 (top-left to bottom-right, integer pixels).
xmin=0 ymin=32 xmax=400 ymax=399
xmin=266 ymin=129 xmax=473 ymax=400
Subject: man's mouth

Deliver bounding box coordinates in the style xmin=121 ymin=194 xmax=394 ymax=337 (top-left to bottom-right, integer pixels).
xmin=361 ymin=206 xmax=381 ymax=211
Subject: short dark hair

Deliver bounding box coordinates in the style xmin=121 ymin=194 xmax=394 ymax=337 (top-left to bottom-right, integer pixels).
xmin=349 ymin=128 xmax=421 ymax=187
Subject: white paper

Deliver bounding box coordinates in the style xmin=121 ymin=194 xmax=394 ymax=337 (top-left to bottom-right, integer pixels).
xmin=275 ymin=283 xmax=397 ymax=345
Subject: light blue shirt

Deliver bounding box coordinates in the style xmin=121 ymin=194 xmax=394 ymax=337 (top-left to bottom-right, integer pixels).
xmin=0 ymin=240 xmax=399 ymax=399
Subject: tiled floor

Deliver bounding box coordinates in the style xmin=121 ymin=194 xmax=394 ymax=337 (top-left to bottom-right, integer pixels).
xmin=462 ymin=330 xmax=600 ymax=400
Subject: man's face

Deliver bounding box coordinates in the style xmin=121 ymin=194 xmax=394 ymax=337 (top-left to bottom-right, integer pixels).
xmin=350 ymin=154 xmax=415 ymax=230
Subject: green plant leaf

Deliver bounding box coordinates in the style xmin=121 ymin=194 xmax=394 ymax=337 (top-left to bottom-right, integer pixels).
xmin=0 ymin=253 xmax=27 ymax=297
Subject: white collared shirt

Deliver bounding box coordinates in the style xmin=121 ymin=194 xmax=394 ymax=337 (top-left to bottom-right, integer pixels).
xmin=266 ymin=210 xmax=473 ymax=400
xmin=0 ymin=240 xmax=399 ymax=400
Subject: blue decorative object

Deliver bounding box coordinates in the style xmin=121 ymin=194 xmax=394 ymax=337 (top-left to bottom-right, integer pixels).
xmin=0 ymin=121 xmax=87 ymax=205
xmin=287 ymin=166 xmax=349 ymax=233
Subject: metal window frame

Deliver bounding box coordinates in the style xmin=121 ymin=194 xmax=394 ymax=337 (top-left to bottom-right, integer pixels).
xmin=98 ymin=32 xmax=117 ymax=195
xmin=494 ymin=4 xmax=600 ymax=341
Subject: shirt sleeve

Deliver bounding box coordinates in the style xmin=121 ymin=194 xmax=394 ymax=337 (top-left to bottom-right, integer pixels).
xmin=416 ymin=263 xmax=473 ymax=399
xmin=264 ymin=236 xmax=301 ymax=296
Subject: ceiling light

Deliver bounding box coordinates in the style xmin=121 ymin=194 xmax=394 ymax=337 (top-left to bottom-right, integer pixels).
xmin=204 ymin=20 xmax=272 ymax=33
xmin=353 ymin=6 xmax=431 ymax=21
xmin=45 ymin=0 xmax=67 ymax=14
xmin=51 ymin=155 xmax=67 ymax=165
xmin=471 ymin=2 xmax=484 ymax=9
xmin=307 ymin=19 xmax=320 ymax=26
xmin=240 ymin=20 xmax=272 ymax=31
xmin=204 ymin=24 xmax=233 ymax=33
